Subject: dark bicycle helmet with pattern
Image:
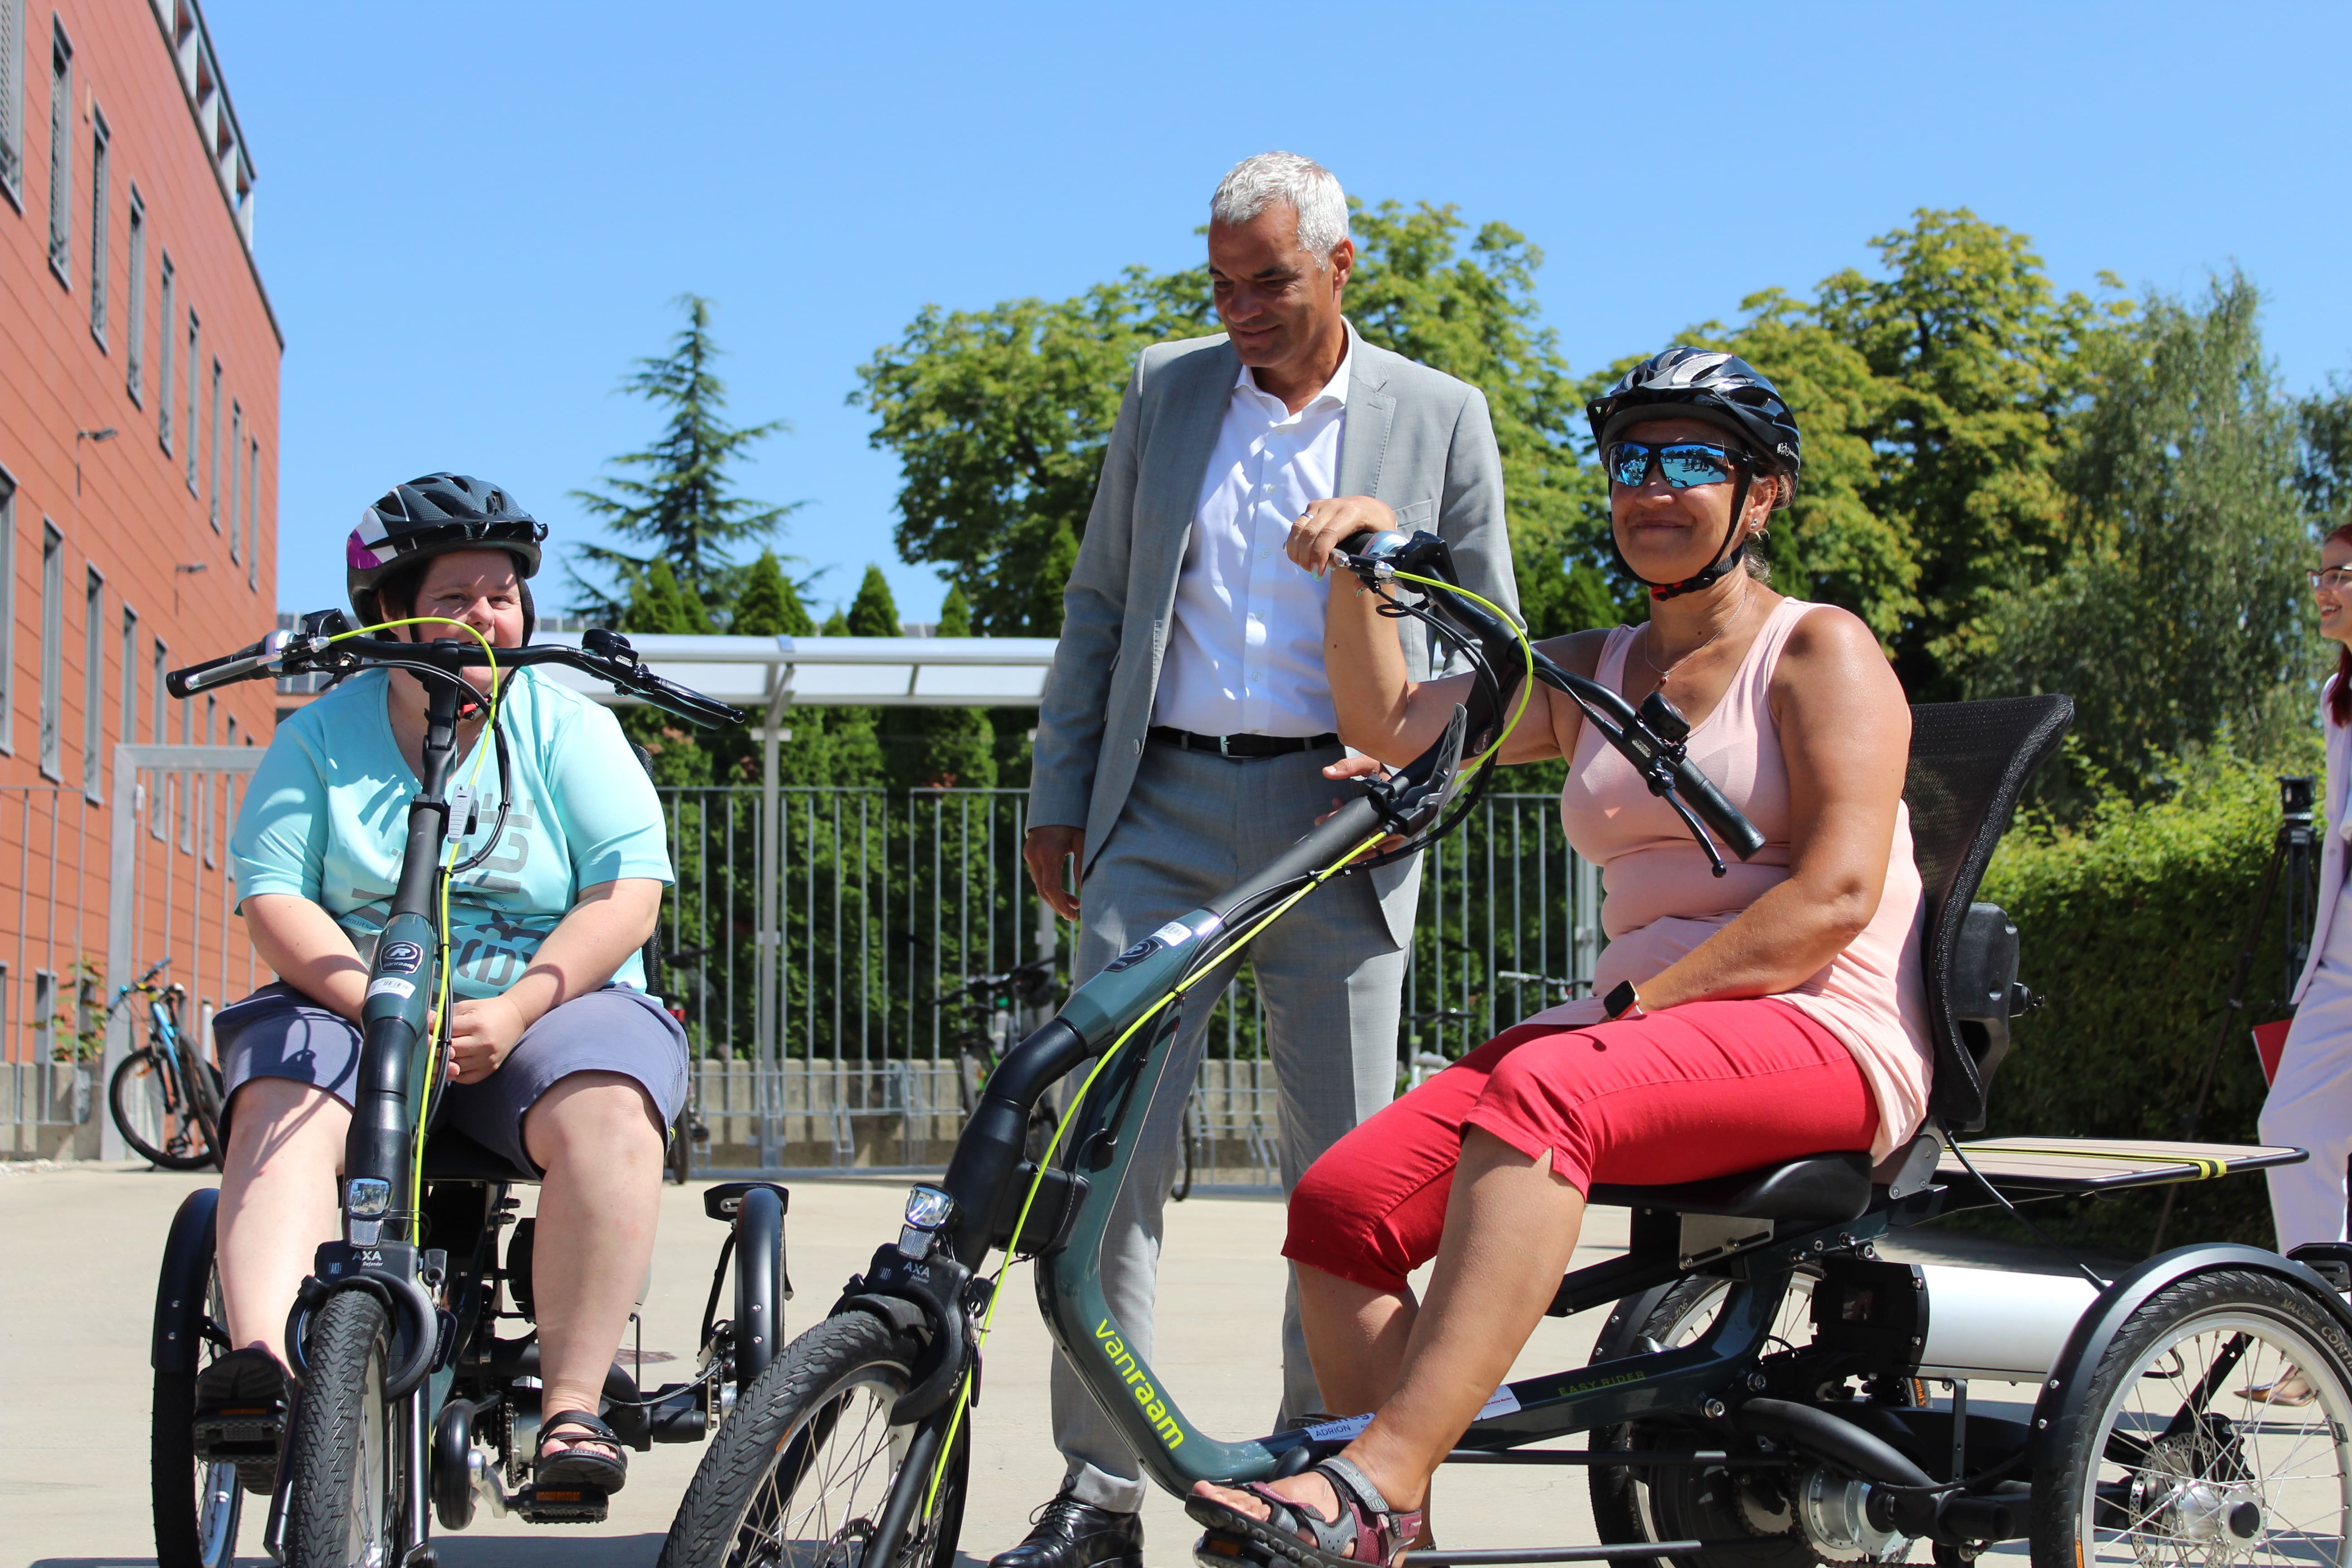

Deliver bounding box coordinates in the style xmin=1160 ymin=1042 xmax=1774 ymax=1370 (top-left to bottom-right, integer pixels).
xmin=345 ymin=473 xmax=548 ymax=632
xmin=1585 ymin=348 xmax=1803 ymax=599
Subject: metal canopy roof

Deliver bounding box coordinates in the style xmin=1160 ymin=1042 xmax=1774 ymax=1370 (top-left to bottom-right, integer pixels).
xmin=530 ymin=633 xmax=1060 ymax=710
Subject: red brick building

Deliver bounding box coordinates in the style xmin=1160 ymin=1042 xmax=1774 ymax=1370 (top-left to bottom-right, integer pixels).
xmin=0 ymin=0 xmax=276 ymax=1115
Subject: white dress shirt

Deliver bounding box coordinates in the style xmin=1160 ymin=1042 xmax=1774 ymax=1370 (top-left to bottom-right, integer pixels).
xmin=1151 ymin=350 xmax=1350 ymax=738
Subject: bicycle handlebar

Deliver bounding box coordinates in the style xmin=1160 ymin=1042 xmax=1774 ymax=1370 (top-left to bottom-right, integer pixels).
xmin=165 ymin=615 xmax=748 ymax=729
xmin=1334 ymin=529 xmax=1765 ymax=872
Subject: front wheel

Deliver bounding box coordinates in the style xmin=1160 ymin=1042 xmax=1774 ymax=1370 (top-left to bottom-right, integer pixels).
xmin=279 ymin=1290 xmax=403 ymax=1568
xmin=2031 ymin=1267 xmax=2352 ymax=1568
xmin=112 ymin=1048 xmax=222 ymax=1171
xmin=661 ymin=1311 xmax=968 ymax=1568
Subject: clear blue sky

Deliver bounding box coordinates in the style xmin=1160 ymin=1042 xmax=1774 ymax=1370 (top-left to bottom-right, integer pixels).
xmin=202 ymin=1 xmax=2352 ymax=626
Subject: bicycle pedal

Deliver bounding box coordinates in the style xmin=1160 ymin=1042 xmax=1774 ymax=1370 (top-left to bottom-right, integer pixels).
xmin=234 ymin=1458 xmax=279 ymax=1496
xmin=516 ymin=1484 xmax=610 ymax=1524
xmin=192 ymin=1406 xmax=284 ymax=1463
xmin=1195 ymin=1531 xmax=1263 ymax=1568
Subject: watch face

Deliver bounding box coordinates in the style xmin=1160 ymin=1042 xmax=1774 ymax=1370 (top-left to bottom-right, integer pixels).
xmin=1604 ymin=981 xmax=1638 ymax=1019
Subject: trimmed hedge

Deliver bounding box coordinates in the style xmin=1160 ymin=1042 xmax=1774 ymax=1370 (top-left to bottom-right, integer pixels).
xmin=1967 ymin=754 xmax=2317 ymax=1253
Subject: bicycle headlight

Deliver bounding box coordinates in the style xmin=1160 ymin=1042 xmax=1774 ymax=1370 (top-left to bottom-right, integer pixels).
xmin=903 ymin=1186 xmax=955 ymax=1231
xmin=346 ymin=1177 xmax=392 ymax=1218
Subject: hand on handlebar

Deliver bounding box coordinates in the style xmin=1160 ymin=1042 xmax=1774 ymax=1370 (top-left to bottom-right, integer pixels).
xmin=1284 ymin=496 xmax=1398 ymax=578
xmin=1319 ymin=754 xmax=1412 ymax=853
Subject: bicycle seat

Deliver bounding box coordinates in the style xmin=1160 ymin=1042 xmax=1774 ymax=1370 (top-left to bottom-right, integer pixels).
xmin=420 ymin=1126 xmax=537 ymax=1185
xmin=1588 ymin=1151 xmax=1872 ymax=1222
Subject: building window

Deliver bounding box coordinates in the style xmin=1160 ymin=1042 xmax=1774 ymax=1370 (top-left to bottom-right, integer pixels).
xmin=207 ymin=360 xmax=221 ymax=530
xmin=148 ymin=637 xmax=166 ymax=842
xmin=227 ymin=403 xmax=241 ymax=562
xmin=0 ymin=0 xmax=24 ymax=207
xmin=157 ymin=255 xmax=175 ymax=450
xmin=246 ymin=440 xmax=260 ymax=589
xmin=45 ymin=21 xmax=69 ymax=284
xmin=119 ymin=604 xmax=136 ymax=750
xmin=184 ymin=312 xmax=200 ymax=494
xmin=0 ymin=467 xmax=14 ymax=755
xmin=33 ymin=970 xmax=54 ymax=1060
xmin=38 ymin=521 xmax=62 ymax=779
xmin=87 ymin=107 xmax=107 ymax=343
xmin=124 ymin=187 xmax=145 ymax=401
xmin=82 ymin=568 xmax=102 ymax=800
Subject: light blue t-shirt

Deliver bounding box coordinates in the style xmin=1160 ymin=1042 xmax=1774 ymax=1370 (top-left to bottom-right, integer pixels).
xmin=230 ymin=666 xmax=673 ymax=1000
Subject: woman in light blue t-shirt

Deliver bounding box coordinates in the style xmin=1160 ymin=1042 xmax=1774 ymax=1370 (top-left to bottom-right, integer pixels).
xmin=198 ymin=474 xmax=683 ymax=1496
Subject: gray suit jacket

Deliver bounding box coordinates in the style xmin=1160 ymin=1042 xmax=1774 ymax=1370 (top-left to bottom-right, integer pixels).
xmin=1028 ymin=322 xmax=1520 ymax=947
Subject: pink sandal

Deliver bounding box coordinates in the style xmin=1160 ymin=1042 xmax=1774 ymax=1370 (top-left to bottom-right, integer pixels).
xmin=1188 ymin=1455 xmax=1425 ymax=1568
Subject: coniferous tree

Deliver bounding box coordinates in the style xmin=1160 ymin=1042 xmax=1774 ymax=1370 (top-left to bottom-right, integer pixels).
xmin=821 ymin=584 xmax=887 ymax=787
xmin=617 ymin=561 xmax=713 ymax=785
xmin=908 ymin=586 xmax=997 ymax=790
xmin=570 ymin=294 xmax=796 ymax=626
xmin=729 ymin=550 xmax=834 ymax=785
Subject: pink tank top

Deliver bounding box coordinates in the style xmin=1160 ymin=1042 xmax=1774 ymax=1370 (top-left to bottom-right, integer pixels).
xmin=1521 ymin=598 xmax=1931 ymax=1159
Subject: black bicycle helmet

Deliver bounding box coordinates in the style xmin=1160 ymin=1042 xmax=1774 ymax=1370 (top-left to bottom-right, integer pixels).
xmin=1586 ymin=349 xmax=1803 ymax=599
xmin=345 ymin=473 xmax=548 ymax=632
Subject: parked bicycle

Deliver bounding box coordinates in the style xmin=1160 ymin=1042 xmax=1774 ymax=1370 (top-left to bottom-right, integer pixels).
xmin=938 ymin=958 xmax=1060 ymax=1164
xmin=107 ymin=957 xmax=222 ymax=1171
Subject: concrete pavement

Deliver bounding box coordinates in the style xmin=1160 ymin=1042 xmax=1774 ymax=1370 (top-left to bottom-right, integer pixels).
xmin=0 ymin=1161 xmax=1629 ymax=1568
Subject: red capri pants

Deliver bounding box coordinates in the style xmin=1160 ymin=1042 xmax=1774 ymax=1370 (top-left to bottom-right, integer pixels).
xmin=1285 ymin=998 xmax=1879 ymax=1293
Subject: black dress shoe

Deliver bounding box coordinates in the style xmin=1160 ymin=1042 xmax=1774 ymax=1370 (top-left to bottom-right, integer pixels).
xmin=989 ymin=1490 xmax=1144 ymax=1568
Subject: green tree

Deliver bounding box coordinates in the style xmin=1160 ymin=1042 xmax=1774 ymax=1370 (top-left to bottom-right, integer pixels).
xmin=906 ymin=586 xmax=998 ymax=791
xmin=617 ymin=560 xmax=713 ymax=786
xmin=1812 ymin=210 xmax=2127 ymax=696
xmin=854 ymin=271 xmax=1210 ymax=636
xmin=570 ymin=294 xmax=796 ymax=625
xmin=2299 ymin=374 xmax=2352 ymax=528
xmin=1968 ymin=273 xmax=2315 ymax=805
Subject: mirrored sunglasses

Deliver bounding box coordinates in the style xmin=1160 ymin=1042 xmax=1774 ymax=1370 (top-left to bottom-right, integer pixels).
xmin=1604 ymin=440 xmax=1747 ymax=491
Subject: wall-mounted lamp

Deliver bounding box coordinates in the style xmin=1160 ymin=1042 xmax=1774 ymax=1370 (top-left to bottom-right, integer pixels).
xmin=72 ymin=426 xmax=118 ymax=497
xmin=173 ymin=560 xmax=208 ymax=615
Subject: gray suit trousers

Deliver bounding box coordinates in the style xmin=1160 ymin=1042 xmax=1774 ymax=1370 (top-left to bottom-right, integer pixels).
xmin=1049 ymin=740 xmax=1406 ymax=1511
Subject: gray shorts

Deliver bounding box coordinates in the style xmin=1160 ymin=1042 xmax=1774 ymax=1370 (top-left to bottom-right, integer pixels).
xmin=214 ymin=981 xmax=690 ymax=1176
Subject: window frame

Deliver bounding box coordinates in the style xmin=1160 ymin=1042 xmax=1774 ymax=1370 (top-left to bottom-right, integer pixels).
xmin=86 ymin=103 xmax=107 ymax=345
xmin=45 ymin=18 xmax=70 ymax=287
xmin=227 ymin=402 xmax=241 ymax=562
xmin=184 ymin=310 xmax=200 ymax=494
xmin=246 ymin=438 xmax=260 ymax=589
xmin=124 ymin=185 xmax=145 ymax=402
xmin=157 ymin=253 xmax=176 ymax=451
xmin=0 ymin=0 xmax=24 ymax=211
xmin=118 ymin=603 xmax=136 ymax=752
xmin=0 ymin=466 xmax=14 ymax=755
xmin=81 ymin=566 xmax=102 ymax=802
xmin=207 ymin=358 xmax=221 ymax=530
xmin=37 ymin=520 xmax=62 ymax=780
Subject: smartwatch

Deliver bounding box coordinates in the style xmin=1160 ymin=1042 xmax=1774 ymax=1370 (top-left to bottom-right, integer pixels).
xmin=1602 ymin=980 xmax=1646 ymax=1022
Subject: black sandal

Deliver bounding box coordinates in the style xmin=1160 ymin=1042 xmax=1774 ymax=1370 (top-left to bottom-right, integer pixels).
xmin=535 ymin=1409 xmax=628 ymax=1493
xmin=1187 ymin=1455 xmax=1425 ymax=1568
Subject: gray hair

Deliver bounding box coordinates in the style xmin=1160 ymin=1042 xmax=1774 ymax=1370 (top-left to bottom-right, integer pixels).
xmin=1210 ymin=152 xmax=1350 ymax=268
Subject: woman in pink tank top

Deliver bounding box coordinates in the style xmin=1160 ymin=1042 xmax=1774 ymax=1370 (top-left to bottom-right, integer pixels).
xmin=1188 ymin=351 xmax=1928 ymax=1567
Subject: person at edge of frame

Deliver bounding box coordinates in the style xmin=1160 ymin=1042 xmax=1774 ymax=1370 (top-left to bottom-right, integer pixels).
xmin=1185 ymin=350 xmax=1932 ymax=1566
xmin=1009 ymin=152 xmax=1520 ymax=1568
xmin=193 ymin=474 xmax=687 ymax=1499
xmin=2252 ymin=519 xmax=2352 ymax=1406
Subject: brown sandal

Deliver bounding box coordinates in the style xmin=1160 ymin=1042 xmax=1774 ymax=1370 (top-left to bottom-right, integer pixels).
xmin=1187 ymin=1456 xmax=1424 ymax=1568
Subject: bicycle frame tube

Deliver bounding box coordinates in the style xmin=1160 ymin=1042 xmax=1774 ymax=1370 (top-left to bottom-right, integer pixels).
xmin=342 ymin=676 xmax=463 ymax=1240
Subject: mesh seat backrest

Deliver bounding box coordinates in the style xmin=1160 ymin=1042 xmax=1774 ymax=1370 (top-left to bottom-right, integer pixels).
xmin=1903 ymin=695 xmax=2073 ymax=1131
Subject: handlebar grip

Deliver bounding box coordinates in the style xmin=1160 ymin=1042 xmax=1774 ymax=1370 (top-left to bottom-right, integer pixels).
xmin=1673 ymin=760 xmax=1768 ymax=861
xmin=632 ymin=672 xmax=746 ymax=728
xmin=167 ymin=636 xmax=278 ymax=698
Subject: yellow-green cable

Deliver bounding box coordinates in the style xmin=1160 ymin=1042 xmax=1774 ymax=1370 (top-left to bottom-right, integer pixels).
xmin=333 ymin=615 xmax=503 ymax=1225
xmin=920 ymin=826 xmax=1390 ymax=1512
xmin=1386 ymin=570 xmax=1536 ymax=769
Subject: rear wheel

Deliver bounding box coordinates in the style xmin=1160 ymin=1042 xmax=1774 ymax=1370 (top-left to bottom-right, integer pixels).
xmin=1589 ymin=1271 xmax=1825 ymax=1568
xmin=151 ymin=1198 xmax=244 ymax=1568
xmin=280 ymin=1290 xmax=402 ymax=1568
xmin=2031 ymin=1267 xmax=2352 ymax=1568
xmin=112 ymin=1047 xmax=222 ymax=1171
xmin=661 ymin=1311 xmax=968 ymax=1568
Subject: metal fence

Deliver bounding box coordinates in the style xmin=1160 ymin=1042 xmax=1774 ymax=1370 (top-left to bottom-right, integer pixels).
xmin=656 ymin=786 xmax=1600 ymax=1186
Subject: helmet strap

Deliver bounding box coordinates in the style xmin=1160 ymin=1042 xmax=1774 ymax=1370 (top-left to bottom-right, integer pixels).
xmin=1610 ymin=467 xmax=1757 ymax=602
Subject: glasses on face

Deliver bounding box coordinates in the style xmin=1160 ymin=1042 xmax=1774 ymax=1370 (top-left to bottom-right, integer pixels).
xmin=2310 ymin=569 xmax=2352 ymax=593
xmin=1604 ymin=440 xmax=1749 ymax=491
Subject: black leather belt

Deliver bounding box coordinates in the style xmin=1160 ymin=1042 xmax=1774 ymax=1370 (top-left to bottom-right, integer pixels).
xmin=1147 ymin=726 xmax=1339 ymax=758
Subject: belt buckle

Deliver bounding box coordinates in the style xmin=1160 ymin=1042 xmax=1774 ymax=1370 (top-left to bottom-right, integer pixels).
xmin=1216 ymin=733 xmax=1233 ymax=758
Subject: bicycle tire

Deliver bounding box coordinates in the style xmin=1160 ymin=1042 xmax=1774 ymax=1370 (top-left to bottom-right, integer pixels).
xmin=151 ymin=1199 xmax=244 ymax=1568
xmin=112 ymin=1048 xmax=220 ymax=1171
xmin=2030 ymin=1266 xmax=2352 ymax=1568
xmin=660 ymin=1310 xmax=966 ymax=1568
xmin=280 ymin=1290 xmax=401 ymax=1568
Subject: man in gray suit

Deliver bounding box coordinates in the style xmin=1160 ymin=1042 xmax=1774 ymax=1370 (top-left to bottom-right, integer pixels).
xmin=1003 ymin=151 xmax=1519 ymax=1568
